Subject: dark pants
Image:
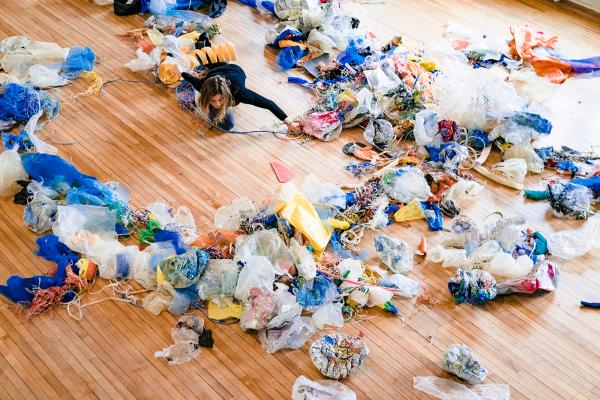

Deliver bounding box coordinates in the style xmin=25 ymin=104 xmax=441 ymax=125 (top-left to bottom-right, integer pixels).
xmin=209 ymin=107 xmax=235 ymax=131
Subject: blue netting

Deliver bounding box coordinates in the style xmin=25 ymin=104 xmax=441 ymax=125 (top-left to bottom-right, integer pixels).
xmin=0 ymin=83 xmax=53 ymax=123
xmin=512 ymin=112 xmax=552 ymax=134
xmin=2 ymin=129 xmax=33 ymax=151
xmin=21 ymin=153 xmax=95 ymax=194
xmin=276 ymin=46 xmax=306 ymax=70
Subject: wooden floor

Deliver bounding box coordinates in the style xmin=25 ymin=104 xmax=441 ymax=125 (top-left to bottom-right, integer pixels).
xmin=1 ymin=0 xmax=600 ymax=399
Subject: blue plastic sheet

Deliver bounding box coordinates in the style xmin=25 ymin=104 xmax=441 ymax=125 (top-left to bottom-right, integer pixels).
xmin=337 ymin=39 xmax=366 ymax=66
xmin=154 ymin=230 xmax=188 ymax=255
xmin=571 ymin=176 xmax=600 ymax=197
xmin=421 ymin=202 xmax=443 ymax=231
xmin=276 ymin=46 xmax=306 ymax=70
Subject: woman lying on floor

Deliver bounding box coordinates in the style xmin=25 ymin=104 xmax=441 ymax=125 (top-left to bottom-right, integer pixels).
xmin=182 ymin=63 xmax=300 ymax=132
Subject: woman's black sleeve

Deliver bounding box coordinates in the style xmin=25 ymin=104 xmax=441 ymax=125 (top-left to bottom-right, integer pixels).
xmin=181 ymin=72 xmax=206 ymax=91
xmin=236 ymin=88 xmax=288 ymax=121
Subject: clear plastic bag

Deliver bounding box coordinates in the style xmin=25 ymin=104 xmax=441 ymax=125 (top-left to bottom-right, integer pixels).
xmin=486 ymin=253 xmax=534 ymax=279
xmin=267 ymin=283 xmax=303 ymax=329
xmin=311 ymin=301 xmax=344 ymax=329
xmin=490 ymin=159 xmax=527 ymax=183
xmin=363 ymin=118 xmax=395 ymax=149
xmin=259 ymin=315 xmax=316 ymax=353
xmin=144 ymin=280 xmax=175 ymax=315
xmin=427 ymin=246 xmax=467 ymax=269
xmin=52 ymin=204 xmax=117 ymax=253
xmin=234 ymin=255 xmax=275 ymax=301
xmin=503 ymin=145 xmax=544 ymax=174
xmin=547 ymin=214 xmax=600 ymax=259
xmin=496 ymin=261 xmax=559 ymax=295
xmin=23 ymin=187 xmax=57 ymax=234
xmin=290 ymin=239 xmax=317 ymax=281
xmin=374 ymin=234 xmax=413 ymax=274
xmin=0 ymin=149 xmax=27 ymax=198
xmin=483 ymin=215 xmax=525 ymax=250
xmin=292 ymin=375 xmax=356 ymax=400
xmin=440 ymin=179 xmax=483 ymax=217
xmin=442 ymin=215 xmax=481 ymax=252
xmin=240 ymin=288 xmax=277 ymax=331
xmin=379 ymin=274 xmax=421 ymax=298
xmin=442 ymin=344 xmax=488 ymax=384
xmin=413 ymin=110 xmax=440 ymax=146
xmin=413 ymin=376 xmax=510 ymax=400
xmin=146 ymin=202 xmax=198 ymax=244
xmin=154 ymin=315 xmax=205 ymax=365
xmin=213 ymin=197 xmax=256 ymax=231
xmin=235 ymin=229 xmax=294 ymax=275
xmin=301 ymin=174 xmax=347 ymax=209
xmin=307 ymin=29 xmax=337 ymax=53
xmin=364 ymin=58 xmax=402 ymax=91
xmin=196 ymin=259 xmax=239 ymax=301
xmin=381 ymin=167 xmax=432 ymax=203
xmin=366 ymin=285 xmax=393 ymax=307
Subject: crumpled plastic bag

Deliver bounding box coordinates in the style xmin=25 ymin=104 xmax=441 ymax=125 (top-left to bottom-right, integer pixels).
xmin=379 ymin=274 xmax=421 ymax=298
xmin=240 ymin=287 xmax=277 ymax=331
xmin=23 ymin=184 xmax=58 ymax=234
xmin=440 ymin=179 xmax=483 ymax=217
xmin=144 ymin=280 xmax=176 ymax=315
xmin=490 ymin=159 xmax=527 ymax=183
xmin=300 ymin=111 xmax=342 ymax=142
xmin=296 ymin=275 xmax=339 ymax=310
xmin=309 ymin=334 xmax=369 ymax=379
xmin=267 ymin=283 xmax=302 ymax=329
xmin=0 ymin=148 xmax=27 ymax=198
xmin=52 ymin=204 xmax=118 ymax=254
xmin=259 ymin=315 xmax=316 ymax=353
xmin=155 ymin=315 xmax=208 ymax=365
xmin=158 ymin=248 xmax=208 ymax=289
xmin=503 ymin=144 xmax=544 ymax=173
xmin=413 ymin=109 xmax=440 ymax=146
xmin=483 ymin=215 xmax=526 ymax=250
xmin=307 ymin=29 xmax=337 ymax=53
xmin=381 ymin=167 xmax=432 ymax=203
xmin=486 ymin=252 xmax=534 ymax=279
xmin=343 ymin=88 xmax=376 ymax=128
xmin=213 ymin=197 xmax=256 ymax=231
xmin=363 ymin=118 xmax=394 ymax=149
xmin=442 ymin=344 xmax=488 ymax=384
xmin=547 ymin=182 xmax=593 ymax=219
xmin=291 ymin=375 xmax=357 ymax=400
xmin=364 ymin=58 xmax=402 ymax=90
xmin=125 ymin=47 xmax=161 ymax=72
xmin=290 ymin=238 xmax=317 ymax=281
xmin=196 ymin=259 xmax=239 ymax=301
xmin=235 ymin=229 xmax=294 ymax=275
xmin=27 ymin=64 xmax=68 ymax=88
xmin=427 ymin=246 xmax=468 ymax=269
xmin=234 ymin=255 xmax=275 ymax=301
xmin=301 ymin=174 xmax=346 ymax=209
xmin=448 ymin=269 xmax=497 ymax=305
xmin=547 ymin=214 xmax=600 ymax=259
xmin=311 ymin=301 xmax=344 ymax=329
xmin=413 ymin=376 xmax=510 ymax=400
xmin=374 ymin=234 xmax=413 ymax=274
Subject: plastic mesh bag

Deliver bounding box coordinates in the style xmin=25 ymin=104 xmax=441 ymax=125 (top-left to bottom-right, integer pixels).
xmin=374 ymin=234 xmax=413 ymax=274
xmin=413 ymin=376 xmax=510 ymax=400
xmin=259 ymin=315 xmax=316 ymax=353
xmin=0 ymin=149 xmax=27 ymax=198
xmin=292 ymin=375 xmax=356 ymax=400
xmin=442 ymin=344 xmax=488 ymax=384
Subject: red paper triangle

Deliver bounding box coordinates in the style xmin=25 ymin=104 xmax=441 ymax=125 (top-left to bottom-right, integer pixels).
xmin=271 ymin=161 xmax=295 ymax=183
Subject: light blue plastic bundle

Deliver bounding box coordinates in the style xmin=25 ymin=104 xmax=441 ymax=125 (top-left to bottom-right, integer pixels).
xmin=62 ymin=47 xmax=95 ymax=79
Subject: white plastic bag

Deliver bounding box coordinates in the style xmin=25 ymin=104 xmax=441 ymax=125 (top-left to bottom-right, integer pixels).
xmin=290 ymin=238 xmax=317 ymax=281
xmin=548 ymin=214 xmax=600 ymax=259
xmin=413 ymin=376 xmax=510 ymax=400
xmin=486 ymin=253 xmax=534 ymax=279
xmin=311 ymin=301 xmax=344 ymax=330
xmin=440 ymin=179 xmax=483 ymax=216
xmin=490 ymin=159 xmax=528 ymax=183
xmin=427 ymin=246 xmax=467 ymax=269
xmin=124 ymin=47 xmax=161 ymax=72
xmin=379 ymin=274 xmax=421 ymax=298
xmin=381 ymin=167 xmax=432 ymax=203
xmin=234 ymin=229 xmax=294 ymax=275
xmin=413 ymin=109 xmax=440 ymax=146
xmin=0 ymin=148 xmax=27 ymax=198
xmin=503 ymin=145 xmax=544 ymax=174
xmin=24 ymin=110 xmax=58 ymax=155
xmin=292 ymin=375 xmax=356 ymax=400
xmin=213 ymin=197 xmax=255 ymax=231
xmin=307 ymin=29 xmax=337 ymax=53
xmin=28 ymin=64 xmax=68 ymax=88
xmin=234 ymin=255 xmax=276 ymax=301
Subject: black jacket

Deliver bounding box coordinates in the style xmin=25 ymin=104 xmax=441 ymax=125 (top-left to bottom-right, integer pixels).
xmin=182 ymin=64 xmax=288 ymax=121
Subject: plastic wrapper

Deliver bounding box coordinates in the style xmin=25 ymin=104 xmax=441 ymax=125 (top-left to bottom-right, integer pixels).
xmin=155 ymin=315 xmax=207 ymax=365
xmin=379 ymin=274 xmax=421 ymax=298
xmin=440 ymin=179 xmax=483 ymax=217
xmin=413 ymin=376 xmax=510 ymax=400
xmin=157 ymin=248 xmax=208 ymax=288
xmin=268 ymin=284 xmax=302 ymax=329
xmin=240 ymin=288 xmax=277 ymax=331
xmin=290 ymin=238 xmax=317 ymax=281
xmin=547 ymin=182 xmax=593 ymax=219
xmin=0 ymin=149 xmax=27 ymax=198
xmin=490 ymin=159 xmax=527 ymax=183
xmin=234 ymin=255 xmax=275 ymax=301
xmin=503 ymin=144 xmax=544 ymax=174
xmin=259 ymin=315 xmax=316 ymax=353
xmin=364 ymin=58 xmax=402 ymax=90
xmin=374 ymin=234 xmax=413 ymax=274
xmin=213 ymin=197 xmax=256 ymax=231
xmin=363 ymin=118 xmax=394 ymax=149
xmin=301 ymin=111 xmax=342 ymax=141
xmin=296 ymin=275 xmax=339 ymax=310
xmin=427 ymin=246 xmax=467 ymax=269
xmin=431 ymin=58 xmax=527 ymax=130
xmin=381 ymin=167 xmax=432 ymax=203
xmin=311 ymin=301 xmax=344 ymax=329
xmin=547 ymin=214 xmax=600 ymax=259
xmin=291 ymin=375 xmax=356 ymax=400
xmin=448 ymin=269 xmax=497 ymax=305
xmin=309 ymin=334 xmax=369 ymax=379
xmin=125 ymin=47 xmax=161 ymax=72
xmin=301 ymin=174 xmax=346 ymax=209
xmin=486 ymin=253 xmax=534 ymax=279
xmin=27 ymin=64 xmax=68 ymax=88
xmin=196 ymin=259 xmax=239 ymax=301
xmin=413 ymin=110 xmax=440 ymax=146
xmin=496 ymin=261 xmax=559 ymax=295
xmin=23 ymin=187 xmax=57 ymax=234
xmin=442 ymin=344 xmax=487 ymax=384
xmin=235 ymin=229 xmax=294 ymax=275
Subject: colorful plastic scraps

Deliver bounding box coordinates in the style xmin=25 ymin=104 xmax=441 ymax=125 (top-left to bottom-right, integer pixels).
xmin=309 ymin=334 xmax=369 ymax=379
xmin=448 ymin=268 xmax=497 ymax=305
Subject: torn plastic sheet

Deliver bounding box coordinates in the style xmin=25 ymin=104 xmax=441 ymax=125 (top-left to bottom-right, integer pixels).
xmin=291 ymin=375 xmax=357 ymax=400
xmin=413 ymin=376 xmax=510 ymax=400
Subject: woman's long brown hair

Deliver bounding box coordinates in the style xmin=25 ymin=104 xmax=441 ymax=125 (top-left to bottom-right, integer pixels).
xmin=197 ymin=76 xmax=234 ymax=123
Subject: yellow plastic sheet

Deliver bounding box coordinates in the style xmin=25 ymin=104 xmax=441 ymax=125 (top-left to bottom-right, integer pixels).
xmin=394 ymin=198 xmax=425 ymax=222
xmin=208 ymin=301 xmax=243 ymax=320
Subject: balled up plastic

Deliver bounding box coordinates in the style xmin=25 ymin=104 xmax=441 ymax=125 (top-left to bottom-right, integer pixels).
xmin=381 ymin=167 xmax=432 ymax=204
xmin=259 ymin=315 xmax=316 ymax=353
xmin=309 ymin=334 xmax=369 ymax=379
xmin=240 ymin=288 xmax=277 ymax=331
xmin=442 ymin=344 xmax=488 ymax=384
xmin=374 ymin=234 xmax=413 ymax=274
xmin=448 ymin=269 xmax=497 ymax=305
xmin=379 ymin=274 xmax=421 ymax=298
xmin=235 ymin=229 xmax=294 ymax=276
xmin=234 ymin=255 xmax=275 ymax=301
xmin=291 ymin=375 xmax=356 ymax=400
xmin=154 ymin=315 xmax=206 ymax=365
xmin=158 ymin=248 xmax=209 ymax=289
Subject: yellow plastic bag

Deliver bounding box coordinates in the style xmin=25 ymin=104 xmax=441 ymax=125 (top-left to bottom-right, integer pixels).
xmin=394 ymin=198 xmax=425 ymax=222
xmin=208 ymin=300 xmax=243 ymax=320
